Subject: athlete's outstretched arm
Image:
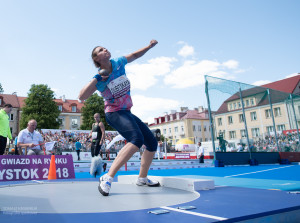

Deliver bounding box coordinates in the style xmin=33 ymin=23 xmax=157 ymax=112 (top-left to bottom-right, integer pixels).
xmin=78 ymin=79 xmax=97 ymax=101
xmin=125 ymin=40 xmax=158 ymax=63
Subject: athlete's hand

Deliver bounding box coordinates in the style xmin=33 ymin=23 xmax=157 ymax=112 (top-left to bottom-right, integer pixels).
xmin=149 ymin=39 xmax=158 ymax=48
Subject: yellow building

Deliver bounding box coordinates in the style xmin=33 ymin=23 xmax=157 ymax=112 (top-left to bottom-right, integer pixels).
xmin=149 ymin=106 xmax=211 ymax=145
xmin=213 ymin=75 xmax=300 ymax=141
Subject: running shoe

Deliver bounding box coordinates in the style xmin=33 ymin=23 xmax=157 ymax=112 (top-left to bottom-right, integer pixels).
xmin=98 ymin=174 xmax=113 ymax=196
xmin=136 ymin=177 xmax=160 ymax=187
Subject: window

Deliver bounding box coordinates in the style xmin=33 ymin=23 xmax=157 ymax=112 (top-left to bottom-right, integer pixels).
xmin=239 ymin=114 xmax=244 ymax=123
xmin=265 ymin=109 xmax=271 ymax=118
xmin=58 ymin=105 xmax=62 ymax=111
xmin=193 ymin=125 xmax=196 ymax=131
xmin=251 ymin=128 xmax=260 ymax=137
xmin=277 ymin=125 xmax=286 ymax=131
xmin=238 ymin=102 xmax=241 ymax=108
xmin=181 ymin=126 xmax=184 ymax=132
xmin=229 ymin=131 xmax=236 ymax=139
xmin=71 ymin=119 xmax=78 ymax=127
xmin=246 ymin=99 xmax=249 ymax=107
xmin=0 ymin=98 xmax=2 ymax=105
xmin=240 ymin=129 xmax=246 ymax=138
xmin=250 ymin=98 xmax=254 ymax=106
xmin=198 ymin=125 xmax=201 ymax=131
xmin=58 ymin=118 xmax=63 ymax=126
xmin=218 ymin=118 xmax=222 ymax=126
xmin=228 ymin=116 xmax=233 ymax=124
xmin=250 ymin=112 xmax=257 ymax=121
xmin=72 ymin=106 xmax=76 ymax=112
xmin=233 ymin=103 xmax=237 ymax=109
xmin=266 ymin=126 xmax=274 ymax=133
xmin=204 ymin=126 xmax=207 ymax=131
xmin=298 ymin=106 xmax=300 ymax=115
xmin=10 ymin=114 xmax=13 ymax=121
xmin=274 ymin=107 xmax=281 ymax=117
xmin=175 ymin=126 xmax=178 ymax=132
xmin=230 ymin=104 xmax=233 ymax=110
xmin=169 ymin=128 xmax=171 ymax=133
xmin=163 ymin=129 xmax=166 ymax=134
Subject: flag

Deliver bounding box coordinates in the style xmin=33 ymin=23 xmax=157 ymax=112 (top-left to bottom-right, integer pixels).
xmin=45 ymin=141 xmax=56 ymax=151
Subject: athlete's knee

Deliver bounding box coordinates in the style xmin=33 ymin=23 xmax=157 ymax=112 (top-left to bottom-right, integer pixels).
xmin=145 ymin=139 xmax=158 ymax=152
xmin=130 ymin=134 xmax=144 ymax=149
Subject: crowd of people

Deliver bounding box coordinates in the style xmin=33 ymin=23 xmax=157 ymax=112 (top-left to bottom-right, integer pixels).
xmin=221 ymin=132 xmax=300 ymax=152
xmin=41 ymin=130 xmax=125 ymax=155
xmin=5 ymin=128 xmax=126 ymax=156
xmin=253 ymin=132 xmax=300 ymax=152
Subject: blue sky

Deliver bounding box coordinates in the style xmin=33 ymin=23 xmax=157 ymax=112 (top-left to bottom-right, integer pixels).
xmin=1 ymin=0 xmax=299 ymax=123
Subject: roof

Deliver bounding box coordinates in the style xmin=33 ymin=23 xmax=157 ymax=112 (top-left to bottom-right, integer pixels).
xmin=54 ymin=99 xmax=84 ymax=113
xmin=17 ymin=96 xmax=27 ymax=108
xmin=0 ymin=94 xmax=20 ymax=107
xmin=215 ymin=81 xmax=292 ymax=115
xmin=0 ymin=94 xmax=84 ymax=113
xmin=150 ymin=109 xmax=210 ymax=126
xmin=262 ymin=75 xmax=300 ymax=94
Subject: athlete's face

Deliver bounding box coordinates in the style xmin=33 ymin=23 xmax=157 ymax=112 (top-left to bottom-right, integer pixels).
xmin=94 ymin=46 xmax=111 ymax=62
xmin=94 ymin=114 xmax=100 ymax=122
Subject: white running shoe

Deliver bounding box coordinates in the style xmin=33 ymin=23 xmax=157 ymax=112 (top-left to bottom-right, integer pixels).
xmin=98 ymin=174 xmax=113 ymax=196
xmin=136 ymin=177 xmax=160 ymax=187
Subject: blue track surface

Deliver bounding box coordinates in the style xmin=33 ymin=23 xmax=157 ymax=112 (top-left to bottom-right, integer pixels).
xmin=73 ymin=164 xmax=300 ymax=191
xmin=1 ymin=164 xmax=300 ymax=222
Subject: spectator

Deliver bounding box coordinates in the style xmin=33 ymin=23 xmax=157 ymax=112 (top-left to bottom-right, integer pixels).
xmin=17 ymin=119 xmax=51 ymax=155
xmin=197 ymin=142 xmax=204 ymax=163
xmin=0 ymin=104 xmax=13 ymax=155
xmin=75 ymin=139 xmax=82 ymax=161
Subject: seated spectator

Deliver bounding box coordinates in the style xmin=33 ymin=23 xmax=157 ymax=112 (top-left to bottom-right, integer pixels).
xmin=17 ymin=119 xmax=51 ymax=155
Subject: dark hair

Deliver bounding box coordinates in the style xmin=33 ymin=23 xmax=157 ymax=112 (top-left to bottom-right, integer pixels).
xmin=91 ymin=46 xmax=101 ymax=68
xmin=4 ymin=104 xmax=12 ymax=108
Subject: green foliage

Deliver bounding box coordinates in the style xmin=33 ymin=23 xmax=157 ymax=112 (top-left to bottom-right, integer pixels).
xmin=0 ymin=83 xmax=3 ymax=94
xmin=80 ymin=93 xmax=113 ymax=130
xmin=20 ymin=84 xmax=60 ymax=129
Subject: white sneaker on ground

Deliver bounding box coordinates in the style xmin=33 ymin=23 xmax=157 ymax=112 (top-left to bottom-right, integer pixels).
xmin=98 ymin=174 xmax=113 ymax=196
xmin=136 ymin=177 xmax=160 ymax=187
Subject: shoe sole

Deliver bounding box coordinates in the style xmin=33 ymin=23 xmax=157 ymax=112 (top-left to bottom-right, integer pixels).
xmin=136 ymin=182 xmax=160 ymax=187
xmin=98 ymin=185 xmax=109 ymax=196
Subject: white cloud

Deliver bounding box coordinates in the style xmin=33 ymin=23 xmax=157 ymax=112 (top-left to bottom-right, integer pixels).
xmin=252 ymin=80 xmax=271 ymax=86
xmin=163 ymin=57 xmax=243 ymax=89
xmin=164 ymin=59 xmax=225 ymax=88
xmin=131 ymin=94 xmax=181 ymax=123
xmin=126 ymin=57 xmax=176 ymax=90
xmin=222 ymin=60 xmax=239 ymax=69
xmin=178 ymin=45 xmax=195 ymax=57
xmin=286 ymin=73 xmax=299 ymax=78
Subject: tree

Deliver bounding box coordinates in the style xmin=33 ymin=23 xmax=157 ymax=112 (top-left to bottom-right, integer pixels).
xmin=0 ymin=83 xmax=3 ymax=94
xmin=20 ymin=84 xmax=60 ymax=129
xmin=80 ymin=93 xmax=113 ymax=130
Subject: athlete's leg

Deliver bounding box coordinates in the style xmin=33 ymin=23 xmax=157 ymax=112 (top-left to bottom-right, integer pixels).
xmin=131 ymin=114 xmax=158 ymax=178
xmin=105 ymin=111 xmax=143 ymax=178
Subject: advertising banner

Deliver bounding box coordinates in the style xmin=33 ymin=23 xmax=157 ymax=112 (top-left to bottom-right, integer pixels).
xmin=0 ymin=155 xmax=75 ymax=181
xmin=174 ymin=153 xmax=191 ymax=159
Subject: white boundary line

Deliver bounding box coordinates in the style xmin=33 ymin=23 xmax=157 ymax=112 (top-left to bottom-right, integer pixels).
xmin=224 ymin=165 xmax=293 ymax=178
xmin=160 ymin=206 xmax=228 ymax=221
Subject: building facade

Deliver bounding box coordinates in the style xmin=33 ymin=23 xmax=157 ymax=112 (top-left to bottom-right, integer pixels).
xmin=0 ymin=94 xmax=84 ymax=135
xmin=213 ymin=75 xmax=300 ymax=141
xmin=149 ymin=106 xmax=211 ymax=145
